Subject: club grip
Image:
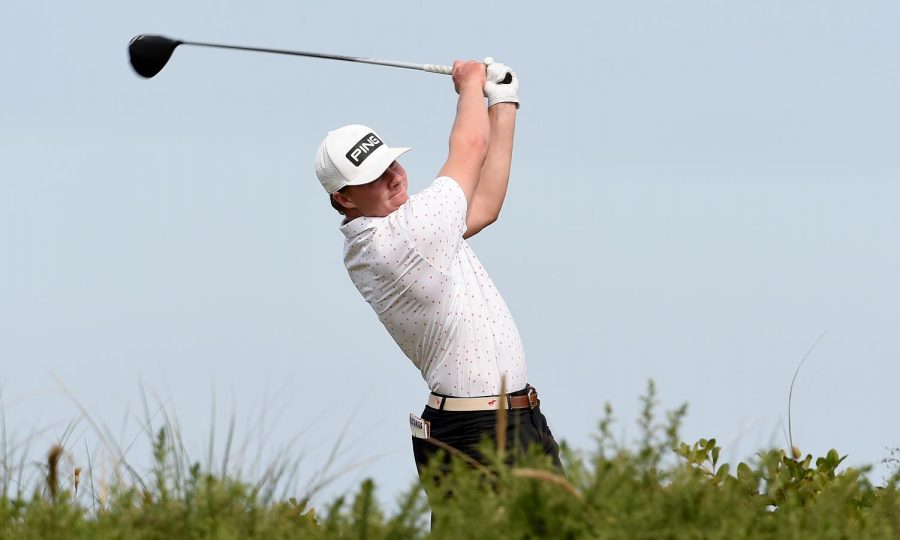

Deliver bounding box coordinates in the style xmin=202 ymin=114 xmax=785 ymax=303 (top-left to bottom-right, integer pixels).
xmin=423 ymin=64 xmax=453 ymax=75
xmin=423 ymin=64 xmax=511 ymax=83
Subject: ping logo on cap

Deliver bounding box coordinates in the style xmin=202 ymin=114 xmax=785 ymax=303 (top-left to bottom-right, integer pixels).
xmin=346 ymin=133 xmax=383 ymax=166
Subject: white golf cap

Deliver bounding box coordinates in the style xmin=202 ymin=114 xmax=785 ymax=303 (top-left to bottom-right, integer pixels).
xmin=315 ymin=124 xmax=411 ymax=194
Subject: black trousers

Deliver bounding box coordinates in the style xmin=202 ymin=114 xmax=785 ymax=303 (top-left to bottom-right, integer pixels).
xmin=411 ymin=385 xmax=562 ymax=477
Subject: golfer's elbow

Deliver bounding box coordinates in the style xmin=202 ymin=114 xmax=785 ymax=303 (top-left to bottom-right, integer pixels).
xmin=482 ymin=212 xmax=499 ymax=229
xmin=463 ymin=216 xmax=496 ymax=239
xmin=450 ymin=131 xmax=488 ymax=164
xmin=464 ymin=206 xmax=501 ymax=238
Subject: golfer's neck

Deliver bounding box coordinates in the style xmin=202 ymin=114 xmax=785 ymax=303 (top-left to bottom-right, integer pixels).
xmin=343 ymin=208 xmax=363 ymax=223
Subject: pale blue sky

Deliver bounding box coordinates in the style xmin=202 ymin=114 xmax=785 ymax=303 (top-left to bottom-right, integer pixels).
xmin=2 ymin=0 xmax=898 ymax=506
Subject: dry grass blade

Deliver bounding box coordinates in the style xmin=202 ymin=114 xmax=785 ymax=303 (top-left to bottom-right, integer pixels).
xmin=496 ymin=376 xmax=507 ymax=462
xmin=788 ymin=330 xmax=827 ymax=452
xmin=47 ymin=445 xmax=63 ymax=499
xmin=512 ymin=467 xmax=583 ymax=500
xmin=424 ymin=437 xmax=495 ymax=479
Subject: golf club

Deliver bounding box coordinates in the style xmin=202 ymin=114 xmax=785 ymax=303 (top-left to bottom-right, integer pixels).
xmin=128 ymin=34 xmax=456 ymax=79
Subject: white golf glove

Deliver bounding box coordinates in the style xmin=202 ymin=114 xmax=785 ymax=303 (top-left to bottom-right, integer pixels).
xmin=483 ymin=57 xmax=519 ymax=109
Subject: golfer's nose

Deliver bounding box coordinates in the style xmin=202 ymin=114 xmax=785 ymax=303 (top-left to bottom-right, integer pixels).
xmin=387 ymin=169 xmax=402 ymax=188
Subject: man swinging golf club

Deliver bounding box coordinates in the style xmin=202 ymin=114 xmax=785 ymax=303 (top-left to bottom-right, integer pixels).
xmin=314 ymin=59 xmax=561 ymax=486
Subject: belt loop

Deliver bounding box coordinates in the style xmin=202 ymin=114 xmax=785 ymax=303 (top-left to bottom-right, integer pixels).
xmin=527 ymin=387 xmax=537 ymax=409
xmin=439 ymin=396 xmax=446 ymax=411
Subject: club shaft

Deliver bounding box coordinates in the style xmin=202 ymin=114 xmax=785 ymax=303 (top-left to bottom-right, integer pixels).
xmin=181 ymin=40 xmax=452 ymax=75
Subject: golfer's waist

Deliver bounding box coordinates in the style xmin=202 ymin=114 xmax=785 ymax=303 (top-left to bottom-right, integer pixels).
xmin=426 ymin=386 xmax=540 ymax=412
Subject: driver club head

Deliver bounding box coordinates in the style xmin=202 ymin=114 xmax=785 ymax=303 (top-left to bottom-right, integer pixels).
xmin=129 ymin=35 xmax=183 ymax=78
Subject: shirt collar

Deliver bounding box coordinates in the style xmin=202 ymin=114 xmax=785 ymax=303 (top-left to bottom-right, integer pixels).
xmin=340 ymin=215 xmax=379 ymax=239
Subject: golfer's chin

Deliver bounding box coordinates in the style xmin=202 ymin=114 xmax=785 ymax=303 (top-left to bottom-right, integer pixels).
xmin=387 ymin=191 xmax=408 ymax=210
xmin=364 ymin=192 xmax=407 ymax=217
xmin=367 ymin=196 xmax=407 ymax=218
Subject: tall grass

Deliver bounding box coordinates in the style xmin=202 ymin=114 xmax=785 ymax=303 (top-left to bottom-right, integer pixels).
xmin=2 ymin=381 xmax=899 ymax=538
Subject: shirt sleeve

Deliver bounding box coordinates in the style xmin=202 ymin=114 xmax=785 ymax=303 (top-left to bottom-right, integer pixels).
xmin=395 ymin=176 xmax=467 ymax=273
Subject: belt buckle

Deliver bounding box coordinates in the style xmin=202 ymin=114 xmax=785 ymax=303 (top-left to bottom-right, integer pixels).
xmin=527 ymin=388 xmax=538 ymax=409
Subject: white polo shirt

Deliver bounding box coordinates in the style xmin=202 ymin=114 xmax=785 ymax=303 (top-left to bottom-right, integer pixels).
xmin=340 ymin=176 xmax=527 ymax=397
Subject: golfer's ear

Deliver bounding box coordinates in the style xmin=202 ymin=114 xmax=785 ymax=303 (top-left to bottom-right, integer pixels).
xmin=333 ymin=192 xmax=356 ymax=209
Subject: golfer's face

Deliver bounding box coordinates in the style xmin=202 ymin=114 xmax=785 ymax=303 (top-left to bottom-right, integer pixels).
xmin=346 ymin=161 xmax=409 ymax=217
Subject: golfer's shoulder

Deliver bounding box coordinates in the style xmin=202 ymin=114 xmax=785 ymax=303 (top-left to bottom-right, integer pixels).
xmin=429 ymin=176 xmax=466 ymax=201
xmin=343 ymin=218 xmax=407 ymax=268
xmin=406 ymin=177 xmax=466 ymax=216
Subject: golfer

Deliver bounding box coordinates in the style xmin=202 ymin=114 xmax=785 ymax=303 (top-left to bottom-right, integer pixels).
xmin=314 ymin=59 xmax=561 ymax=481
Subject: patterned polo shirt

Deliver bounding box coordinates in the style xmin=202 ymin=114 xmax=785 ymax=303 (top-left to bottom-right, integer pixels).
xmin=340 ymin=176 xmax=527 ymax=397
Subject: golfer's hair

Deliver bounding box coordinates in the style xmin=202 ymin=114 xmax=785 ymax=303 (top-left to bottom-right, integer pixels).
xmin=330 ymin=187 xmax=349 ymax=215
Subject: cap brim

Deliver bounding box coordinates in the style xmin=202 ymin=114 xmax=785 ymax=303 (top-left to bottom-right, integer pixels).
xmin=342 ymin=147 xmax=412 ymax=187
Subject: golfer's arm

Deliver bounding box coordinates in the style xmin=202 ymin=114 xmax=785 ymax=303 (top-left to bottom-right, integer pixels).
xmin=463 ymin=103 xmax=516 ymax=239
xmin=438 ymin=83 xmax=489 ymax=206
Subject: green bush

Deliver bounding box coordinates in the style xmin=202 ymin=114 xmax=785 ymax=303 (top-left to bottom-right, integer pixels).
xmin=2 ymin=382 xmax=898 ymax=538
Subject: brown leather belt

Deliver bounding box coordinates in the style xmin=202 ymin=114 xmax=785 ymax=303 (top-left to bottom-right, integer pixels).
xmin=427 ymin=388 xmax=540 ymax=412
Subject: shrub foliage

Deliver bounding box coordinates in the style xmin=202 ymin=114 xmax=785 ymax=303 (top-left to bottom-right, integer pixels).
xmin=2 ymin=382 xmax=898 ymax=538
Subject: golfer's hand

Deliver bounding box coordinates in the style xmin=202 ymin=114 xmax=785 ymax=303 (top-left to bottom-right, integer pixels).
xmin=483 ymin=58 xmax=519 ymax=109
xmin=452 ymin=60 xmax=487 ymax=95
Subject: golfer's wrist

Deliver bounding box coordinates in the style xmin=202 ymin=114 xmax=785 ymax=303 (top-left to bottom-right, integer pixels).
xmin=488 ymin=101 xmax=517 ymax=110
xmin=458 ymin=79 xmax=484 ymax=93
